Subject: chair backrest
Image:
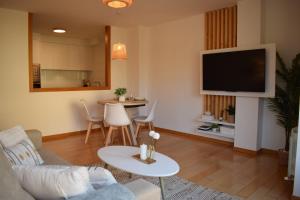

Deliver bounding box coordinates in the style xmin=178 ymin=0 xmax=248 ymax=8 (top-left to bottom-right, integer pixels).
xmin=80 ymin=99 xmax=92 ymax=121
xmin=145 ymin=100 xmax=158 ymax=122
xmin=104 ymin=103 xmax=131 ymax=126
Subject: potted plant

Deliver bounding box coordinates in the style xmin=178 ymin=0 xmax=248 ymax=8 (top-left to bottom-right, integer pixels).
xmin=114 ymin=88 xmax=127 ymax=102
xmin=226 ymin=105 xmax=235 ymax=123
xmin=267 ymin=52 xmax=300 ymax=165
xmin=211 ymin=123 xmax=220 ymax=132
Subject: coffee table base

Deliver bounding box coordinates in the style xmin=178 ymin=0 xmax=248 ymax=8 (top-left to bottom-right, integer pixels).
xmin=159 ymin=177 xmax=165 ymax=200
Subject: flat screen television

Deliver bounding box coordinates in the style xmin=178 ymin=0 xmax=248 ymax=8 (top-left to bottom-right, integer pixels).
xmin=202 ymin=48 xmax=266 ymax=92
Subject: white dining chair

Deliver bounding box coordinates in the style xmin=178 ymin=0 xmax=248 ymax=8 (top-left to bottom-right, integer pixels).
xmin=104 ymin=103 xmax=132 ymax=146
xmin=80 ymin=99 xmax=105 ymax=144
xmin=134 ymin=100 xmax=158 ymax=138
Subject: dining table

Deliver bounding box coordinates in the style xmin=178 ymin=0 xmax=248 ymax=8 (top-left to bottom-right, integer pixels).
xmin=97 ymin=99 xmax=148 ymax=145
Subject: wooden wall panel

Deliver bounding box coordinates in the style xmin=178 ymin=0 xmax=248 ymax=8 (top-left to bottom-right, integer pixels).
xmin=203 ymin=6 xmax=237 ymax=121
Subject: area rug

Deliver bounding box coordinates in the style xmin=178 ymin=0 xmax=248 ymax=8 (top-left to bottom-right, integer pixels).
xmin=107 ymin=166 xmax=240 ymax=200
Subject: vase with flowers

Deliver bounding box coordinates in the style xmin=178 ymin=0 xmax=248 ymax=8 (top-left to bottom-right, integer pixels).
xmin=148 ymin=131 xmax=160 ymax=159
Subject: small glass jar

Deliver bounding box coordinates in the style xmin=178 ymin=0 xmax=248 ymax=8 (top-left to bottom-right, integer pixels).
xmin=147 ymin=145 xmax=155 ymax=159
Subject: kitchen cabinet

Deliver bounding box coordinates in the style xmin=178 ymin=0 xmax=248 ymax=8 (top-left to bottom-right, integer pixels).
xmin=36 ymin=40 xmax=93 ymax=70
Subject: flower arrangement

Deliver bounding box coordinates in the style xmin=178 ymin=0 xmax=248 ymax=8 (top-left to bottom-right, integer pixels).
xmin=148 ymin=131 xmax=160 ymax=159
xmin=149 ymin=130 xmax=160 ymax=140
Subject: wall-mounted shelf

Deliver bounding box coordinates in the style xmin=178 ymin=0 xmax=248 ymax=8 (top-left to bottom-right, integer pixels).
xmin=197 ymin=118 xmax=235 ymax=127
xmin=197 ymin=129 xmax=235 ymax=139
xmin=197 ymin=116 xmax=235 ymax=140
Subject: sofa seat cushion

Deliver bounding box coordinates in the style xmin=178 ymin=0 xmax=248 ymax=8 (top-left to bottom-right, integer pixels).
xmin=69 ymin=183 xmax=135 ymax=200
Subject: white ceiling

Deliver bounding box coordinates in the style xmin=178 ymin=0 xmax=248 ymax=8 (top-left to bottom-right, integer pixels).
xmin=0 ymin=0 xmax=236 ymax=39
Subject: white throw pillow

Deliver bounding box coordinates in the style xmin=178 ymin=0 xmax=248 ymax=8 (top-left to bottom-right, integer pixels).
xmin=40 ymin=165 xmax=117 ymax=189
xmin=0 ymin=125 xmax=35 ymax=149
xmin=35 ymin=165 xmax=117 ymax=189
xmin=12 ymin=165 xmax=90 ymax=200
xmin=3 ymin=139 xmax=44 ymax=166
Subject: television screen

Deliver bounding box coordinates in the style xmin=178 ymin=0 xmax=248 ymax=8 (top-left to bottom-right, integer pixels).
xmin=202 ymin=48 xmax=266 ymax=92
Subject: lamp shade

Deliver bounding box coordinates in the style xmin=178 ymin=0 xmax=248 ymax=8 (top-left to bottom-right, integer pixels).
xmin=112 ymin=43 xmax=127 ymax=60
xmin=102 ymin=0 xmax=133 ymax=9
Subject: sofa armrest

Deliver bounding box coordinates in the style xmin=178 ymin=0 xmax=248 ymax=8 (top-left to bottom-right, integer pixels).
xmin=124 ymin=179 xmax=161 ymax=200
xmin=25 ymin=129 xmax=42 ymax=149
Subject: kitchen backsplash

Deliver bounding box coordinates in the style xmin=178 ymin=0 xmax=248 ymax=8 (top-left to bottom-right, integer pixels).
xmin=41 ymin=69 xmax=89 ymax=88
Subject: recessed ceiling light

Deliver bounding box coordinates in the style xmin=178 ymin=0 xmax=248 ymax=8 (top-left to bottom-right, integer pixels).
xmin=53 ymin=28 xmax=66 ymax=33
xmin=102 ymin=0 xmax=133 ymax=9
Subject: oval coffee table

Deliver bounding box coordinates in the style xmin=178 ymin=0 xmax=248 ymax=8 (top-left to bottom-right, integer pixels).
xmin=98 ymin=146 xmax=180 ymax=200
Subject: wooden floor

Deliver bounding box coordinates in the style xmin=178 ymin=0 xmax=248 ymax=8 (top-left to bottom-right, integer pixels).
xmin=44 ymin=129 xmax=293 ymax=200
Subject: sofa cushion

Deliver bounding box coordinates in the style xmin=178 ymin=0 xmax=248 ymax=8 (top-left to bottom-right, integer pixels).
xmin=0 ymin=125 xmax=36 ymax=149
xmin=12 ymin=165 xmax=90 ymax=200
xmin=0 ymin=150 xmax=34 ymax=200
xmin=3 ymin=139 xmax=44 ymax=166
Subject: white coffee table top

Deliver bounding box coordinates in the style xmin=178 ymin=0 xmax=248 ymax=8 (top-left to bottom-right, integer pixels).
xmin=98 ymin=146 xmax=180 ymax=177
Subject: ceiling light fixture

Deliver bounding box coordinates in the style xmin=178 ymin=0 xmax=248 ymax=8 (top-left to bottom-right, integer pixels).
xmin=53 ymin=28 xmax=66 ymax=33
xmin=112 ymin=43 xmax=128 ymax=60
xmin=102 ymin=0 xmax=133 ymax=9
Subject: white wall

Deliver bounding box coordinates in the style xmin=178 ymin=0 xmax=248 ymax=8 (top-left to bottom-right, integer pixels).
xmin=90 ymin=42 xmax=105 ymax=85
xmin=260 ymin=0 xmax=300 ymax=150
xmin=125 ymin=27 xmax=140 ymax=96
xmin=233 ymin=0 xmax=262 ymax=151
xmin=0 ymin=8 xmax=138 ymax=136
xmin=143 ymin=14 xmax=204 ymax=133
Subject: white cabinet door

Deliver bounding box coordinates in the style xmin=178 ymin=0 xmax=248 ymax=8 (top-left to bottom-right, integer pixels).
xmin=40 ymin=42 xmax=92 ymax=70
xmin=40 ymin=42 xmax=54 ymax=69
xmin=69 ymin=45 xmax=92 ymax=70
xmin=53 ymin=43 xmax=69 ymax=69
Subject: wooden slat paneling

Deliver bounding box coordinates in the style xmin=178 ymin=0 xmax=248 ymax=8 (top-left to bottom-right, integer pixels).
xmin=203 ymin=5 xmax=237 ymax=122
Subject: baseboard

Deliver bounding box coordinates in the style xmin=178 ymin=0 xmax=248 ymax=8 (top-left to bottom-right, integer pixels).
xmin=292 ymin=195 xmax=300 ymax=200
xmin=155 ymin=127 xmax=233 ymax=147
xmin=233 ymin=146 xmax=259 ymax=156
xmin=260 ymin=148 xmax=278 ymax=155
xmin=233 ymin=147 xmax=278 ymax=156
xmin=42 ymin=129 xmax=88 ymax=142
xmin=155 ymin=127 xmax=277 ymax=156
